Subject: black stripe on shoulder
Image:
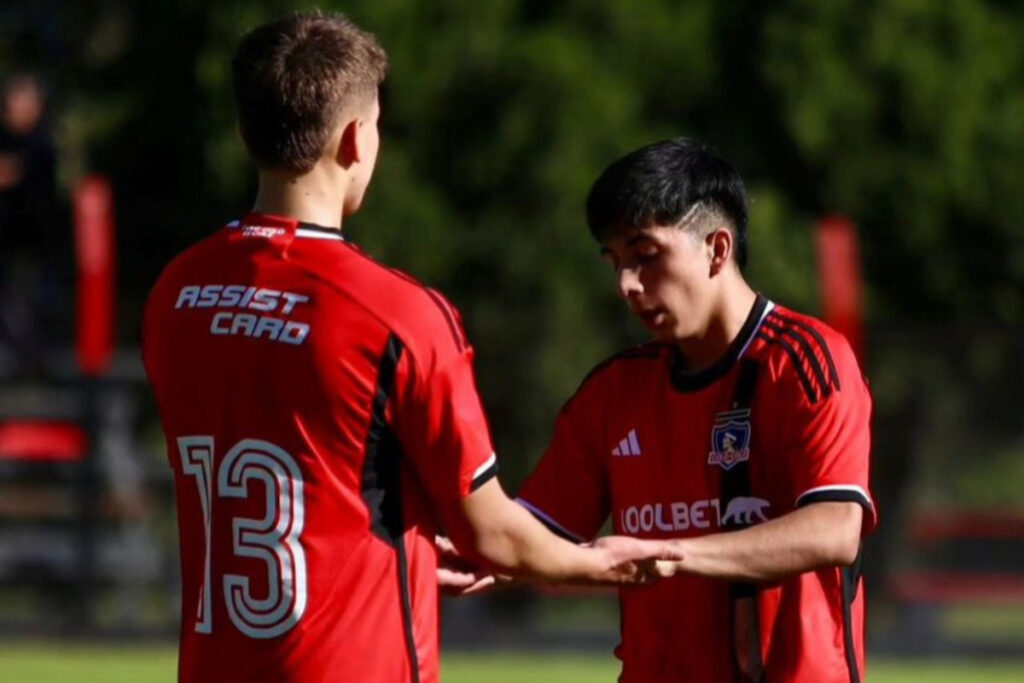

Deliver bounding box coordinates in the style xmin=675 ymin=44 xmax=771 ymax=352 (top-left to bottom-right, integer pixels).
xmin=761 ymin=318 xmax=833 ymax=400
xmin=769 ymin=312 xmax=841 ymax=391
xmin=755 ymin=331 xmax=819 ymax=403
xmin=424 ymin=288 xmax=468 ymax=353
xmin=338 ymin=243 xmax=468 ymax=353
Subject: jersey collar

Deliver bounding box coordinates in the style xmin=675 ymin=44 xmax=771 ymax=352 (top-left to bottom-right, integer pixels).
xmin=670 ymin=294 xmax=773 ymax=393
xmin=228 ymin=213 xmax=346 ymax=242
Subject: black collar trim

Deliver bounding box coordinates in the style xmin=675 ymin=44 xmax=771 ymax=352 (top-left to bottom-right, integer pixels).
xmin=295 ymin=221 xmax=345 ymax=241
xmin=670 ymin=294 xmax=771 ymax=393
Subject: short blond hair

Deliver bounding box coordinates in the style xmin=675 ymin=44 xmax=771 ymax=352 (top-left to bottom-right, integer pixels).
xmin=232 ymin=11 xmax=388 ymax=173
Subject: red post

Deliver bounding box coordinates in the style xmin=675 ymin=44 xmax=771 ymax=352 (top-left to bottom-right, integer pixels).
xmin=814 ymin=215 xmax=864 ymax=362
xmin=74 ymin=175 xmax=116 ymax=376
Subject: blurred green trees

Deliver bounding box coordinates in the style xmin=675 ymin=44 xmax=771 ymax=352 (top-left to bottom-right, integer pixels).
xmin=5 ymin=0 xmax=1024 ymax=481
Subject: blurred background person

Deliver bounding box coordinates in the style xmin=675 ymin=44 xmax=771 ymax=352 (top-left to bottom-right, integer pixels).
xmin=0 ymin=72 xmax=58 ymax=372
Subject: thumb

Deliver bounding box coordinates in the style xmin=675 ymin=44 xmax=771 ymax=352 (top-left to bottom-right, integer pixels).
xmin=644 ymin=559 xmax=680 ymax=579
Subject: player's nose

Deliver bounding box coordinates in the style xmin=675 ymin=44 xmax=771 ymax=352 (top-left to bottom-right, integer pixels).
xmin=617 ymin=266 xmax=643 ymax=300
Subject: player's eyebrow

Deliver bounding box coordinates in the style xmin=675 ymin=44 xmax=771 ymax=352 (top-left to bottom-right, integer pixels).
xmin=599 ymin=229 xmax=649 ymax=257
xmin=625 ymin=233 xmax=649 ymax=246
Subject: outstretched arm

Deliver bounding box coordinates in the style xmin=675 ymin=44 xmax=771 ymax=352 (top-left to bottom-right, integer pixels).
xmin=654 ymin=502 xmax=862 ymax=582
xmin=440 ymin=477 xmax=680 ymax=585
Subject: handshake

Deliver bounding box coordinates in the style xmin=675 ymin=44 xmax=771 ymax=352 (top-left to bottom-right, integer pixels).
xmin=437 ymin=534 xmax=684 ymax=596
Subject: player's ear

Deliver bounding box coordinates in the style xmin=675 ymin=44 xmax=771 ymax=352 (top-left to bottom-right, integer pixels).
xmin=707 ymin=228 xmax=733 ymax=276
xmin=336 ymin=118 xmax=361 ymax=168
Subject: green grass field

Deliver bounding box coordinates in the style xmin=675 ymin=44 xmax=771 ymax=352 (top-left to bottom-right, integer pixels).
xmin=0 ymin=645 xmax=1022 ymax=682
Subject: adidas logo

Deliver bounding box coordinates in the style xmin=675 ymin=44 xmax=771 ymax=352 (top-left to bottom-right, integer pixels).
xmin=612 ymin=429 xmax=642 ymax=457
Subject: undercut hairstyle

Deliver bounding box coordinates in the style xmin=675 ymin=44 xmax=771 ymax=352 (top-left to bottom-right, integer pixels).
xmin=232 ymin=11 xmax=388 ymax=173
xmin=586 ymin=138 xmax=750 ymax=269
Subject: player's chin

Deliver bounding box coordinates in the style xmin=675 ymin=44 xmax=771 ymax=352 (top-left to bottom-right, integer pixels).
xmin=633 ymin=312 xmax=680 ymax=343
xmin=647 ymin=326 xmax=679 ymax=344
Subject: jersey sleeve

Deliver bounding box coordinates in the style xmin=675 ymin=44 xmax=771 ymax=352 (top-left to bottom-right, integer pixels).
xmin=392 ymin=336 xmax=497 ymax=504
xmin=779 ymin=333 xmax=877 ymax=535
xmin=516 ymin=380 xmax=611 ymax=543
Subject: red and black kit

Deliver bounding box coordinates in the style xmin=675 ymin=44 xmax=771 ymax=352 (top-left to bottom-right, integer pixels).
xmin=519 ymin=295 xmax=875 ymax=683
xmin=144 ymin=214 xmax=497 ymax=683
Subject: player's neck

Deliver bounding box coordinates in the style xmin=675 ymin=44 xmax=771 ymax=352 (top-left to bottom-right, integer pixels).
xmin=251 ymin=167 xmax=349 ymax=230
xmin=676 ymin=281 xmax=758 ymax=373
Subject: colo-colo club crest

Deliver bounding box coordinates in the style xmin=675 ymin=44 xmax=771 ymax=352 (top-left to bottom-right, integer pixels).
xmin=708 ymin=408 xmax=752 ymax=470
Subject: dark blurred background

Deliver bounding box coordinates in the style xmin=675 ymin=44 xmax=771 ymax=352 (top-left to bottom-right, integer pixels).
xmin=1 ymin=0 xmax=1023 ymax=660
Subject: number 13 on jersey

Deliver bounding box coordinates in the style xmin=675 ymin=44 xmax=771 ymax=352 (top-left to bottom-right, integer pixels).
xmin=178 ymin=436 xmax=307 ymax=639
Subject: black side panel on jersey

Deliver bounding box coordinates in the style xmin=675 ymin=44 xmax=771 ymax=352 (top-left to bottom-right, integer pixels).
xmin=361 ymin=334 xmax=421 ymax=683
xmin=840 ymin=552 xmax=864 ymax=683
xmin=720 ymin=360 xmax=760 ymax=517
xmin=720 ymin=359 xmax=763 ymax=683
xmin=363 ymin=334 xmax=407 ymax=542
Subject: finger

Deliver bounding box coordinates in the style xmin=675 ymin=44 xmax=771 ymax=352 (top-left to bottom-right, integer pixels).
xmin=438 ymin=568 xmax=499 ymax=597
xmin=437 ymin=567 xmax=479 ymax=589
xmin=648 ymin=560 xmax=679 ymax=578
xmin=608 ymin=561 xmax=641 ymax=584
xmin=461 ymin=575 xmax=498 ymax=595
xmin=435 ymin=534 xmax=458 ymax=556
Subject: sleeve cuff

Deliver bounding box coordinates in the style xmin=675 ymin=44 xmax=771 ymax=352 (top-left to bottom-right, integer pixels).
xmin=795 ymin=484 xmax=876 ymax=532
xmin=515 ymin=497 xmax=586 ymax=543
xmin=469 ymin=452 xmax=499 ymax=492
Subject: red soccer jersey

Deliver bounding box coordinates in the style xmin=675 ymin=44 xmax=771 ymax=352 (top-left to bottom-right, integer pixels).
xmin=518 ymin=295 xmax=875 ymax=683
xmin=142 ymin=213 xmax=498 ymax=683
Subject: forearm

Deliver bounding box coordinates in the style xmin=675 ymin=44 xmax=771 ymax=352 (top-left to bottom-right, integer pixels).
xmin=464 ymin=496 xmax=598 ymax=581
xmin=445 ymin=478 xmax=604 ymax=582
xmin=667 ymin=502 xmax=862 ymax=582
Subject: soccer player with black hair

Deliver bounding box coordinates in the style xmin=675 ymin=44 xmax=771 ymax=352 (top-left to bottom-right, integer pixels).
xmin=517 ymin=138 xmax=876 ymax=682
xmin=142 ymin=13 xmax=677 ymax=683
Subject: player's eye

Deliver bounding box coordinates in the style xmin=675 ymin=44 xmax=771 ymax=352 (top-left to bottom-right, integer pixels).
xmin=634 ymin=244 xmax=659 ymax=262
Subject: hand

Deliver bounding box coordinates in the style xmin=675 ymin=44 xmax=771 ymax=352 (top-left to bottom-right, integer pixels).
xmin=0 ymin=154 xmax=22 ymax=188
xmin=435 ymin=534 xmax=509 ymax=596
xmin=585 ymin=535 xmax=684 ymax=585
xmin=438 ymin=566 xmax=498 ymax=596
xmin=639 ymin=558 xmax=683 ymax=580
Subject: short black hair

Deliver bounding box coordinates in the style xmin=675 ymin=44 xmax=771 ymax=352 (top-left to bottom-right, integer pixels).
xmin=585 ymin=138 xmax=749 ymax=268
